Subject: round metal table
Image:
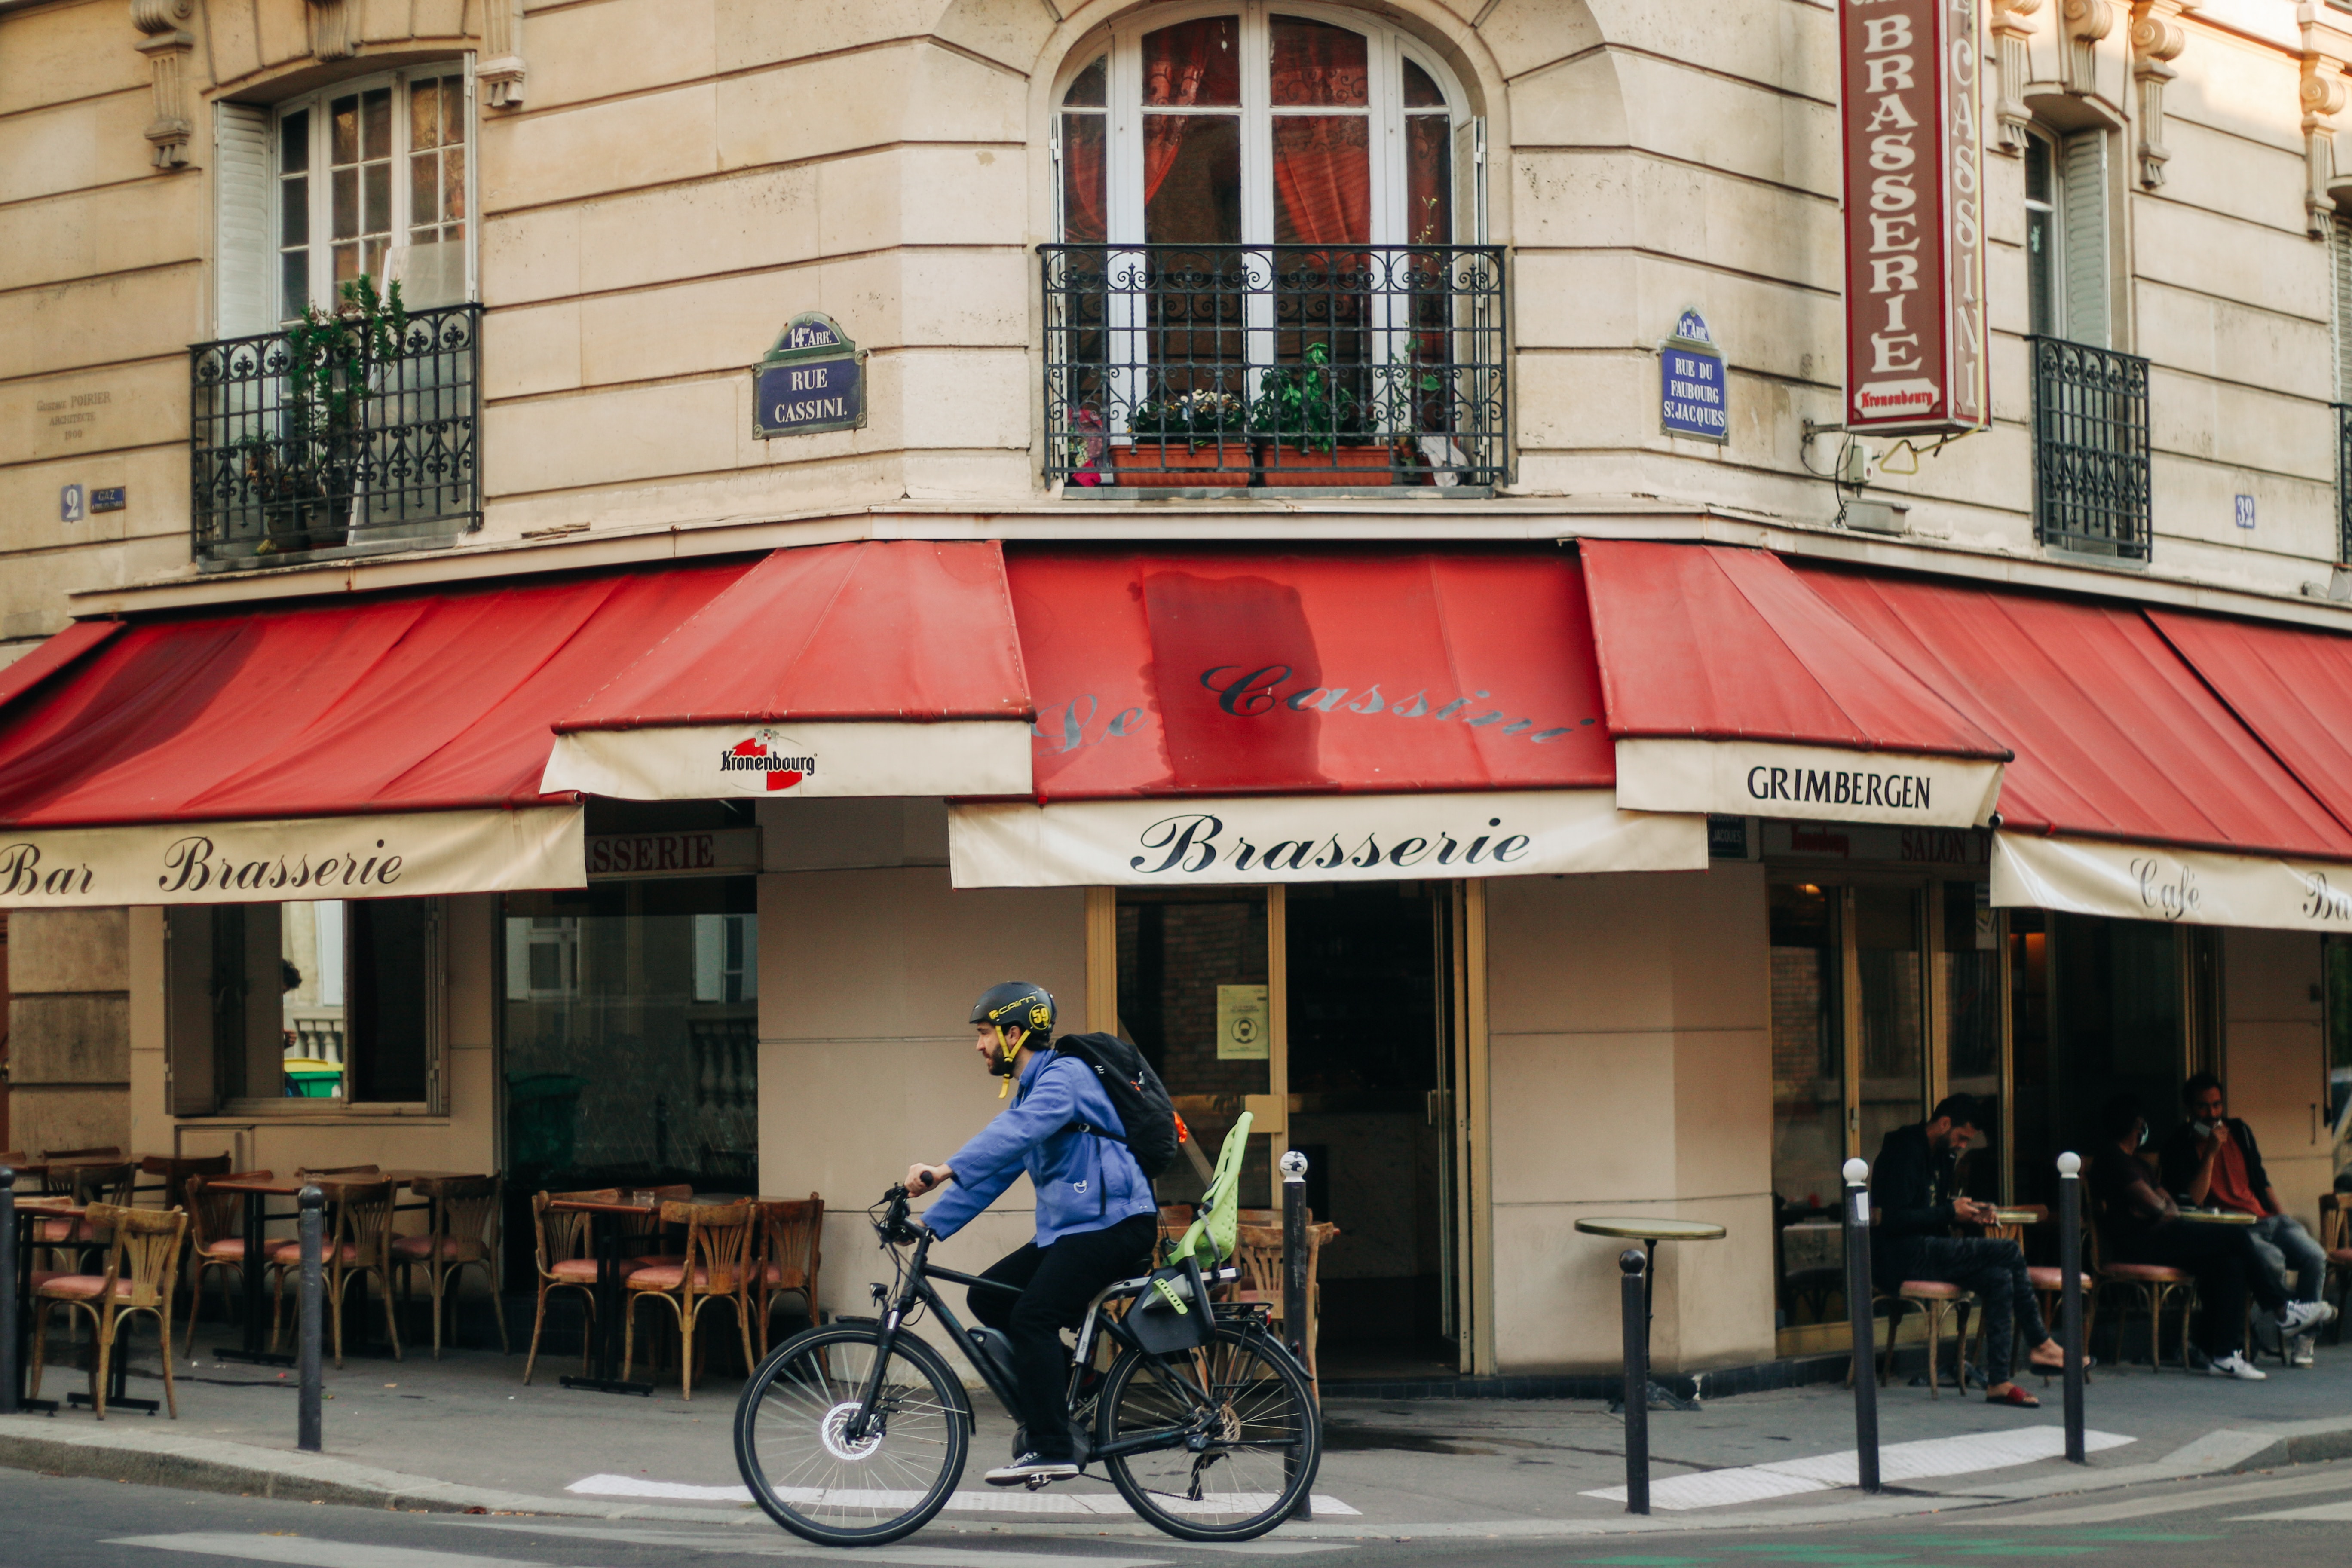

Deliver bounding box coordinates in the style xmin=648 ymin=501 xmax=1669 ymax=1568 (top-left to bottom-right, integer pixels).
xmin=2176 ymin=1208 xmax=2257 ymax=1225
xmin=1575 ymin=1218 xmax=1727 ymax=1411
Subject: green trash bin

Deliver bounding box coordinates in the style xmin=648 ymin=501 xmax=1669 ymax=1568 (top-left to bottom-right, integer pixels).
xmin=506 ymin=1072 xmax=588 ymax=1173
xmin=282 ymin=1057 xmax=343 ymax=1098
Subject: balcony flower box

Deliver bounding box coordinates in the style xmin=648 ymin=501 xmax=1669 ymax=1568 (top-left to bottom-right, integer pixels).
xmin=1110 ymin=439 xmax=1255 ymax=487
xmin=1254 ymin=443 xmax=1397 ymax=486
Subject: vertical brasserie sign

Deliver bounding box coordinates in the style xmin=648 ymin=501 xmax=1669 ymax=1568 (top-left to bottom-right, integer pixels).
xmin=1841 ymin=0 xmax=1988 ymax=434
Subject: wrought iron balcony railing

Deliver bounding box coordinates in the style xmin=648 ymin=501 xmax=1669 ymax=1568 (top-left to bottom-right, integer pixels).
xmin=1041 ymin=244 xmax=1506 ymax=491
xmin=2029 ymin=335 xmax=2150 ymax=561
xmin=190 ymin=302 xmax=481 ymax=565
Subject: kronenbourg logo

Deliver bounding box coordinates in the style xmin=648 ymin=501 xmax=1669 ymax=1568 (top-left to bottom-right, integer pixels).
xmin=719 ymin=729 xmax=816 ymax=792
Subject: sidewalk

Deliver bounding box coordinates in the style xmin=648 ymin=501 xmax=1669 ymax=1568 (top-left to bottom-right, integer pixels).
xmin=6 ymin=1325 xmax=2352 ymax=1537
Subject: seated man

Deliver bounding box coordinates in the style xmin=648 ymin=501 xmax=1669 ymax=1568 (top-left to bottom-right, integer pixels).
xmin=2156 ymin=1072 xmax=2332 ymax=1366
xmin=1873 ymin=1094 xmax=2070 ymax=1406
xmin=2096 ymin=1094 xmax=2334 ymax=1381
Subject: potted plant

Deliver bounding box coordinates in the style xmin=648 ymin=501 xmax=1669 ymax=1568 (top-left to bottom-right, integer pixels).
xmin=1249 ymin=343 xmax=1390 ymax=485
xmin=257 ymin=274 xmax=408 ymax=554
xmin=1112 ymin=386 xmax=1253 ymax=487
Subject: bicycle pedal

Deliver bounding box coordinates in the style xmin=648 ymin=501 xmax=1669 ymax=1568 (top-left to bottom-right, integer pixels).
xmin=1024 ymin=1474 xmax=1055 ymax=1492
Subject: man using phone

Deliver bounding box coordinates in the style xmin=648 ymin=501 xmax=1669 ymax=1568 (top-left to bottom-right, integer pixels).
xmin=2157 ymin=1072 xmax=2331 ymax=1366
xmin=1872 ymin=1094 xmax=2070 ymax=1406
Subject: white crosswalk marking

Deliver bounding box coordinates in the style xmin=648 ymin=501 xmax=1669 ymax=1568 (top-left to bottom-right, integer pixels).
xmin=1582 ymin=1426 xmax=2135 ymax=1510
xmin=566 ymin=1472 xmax=1360 ymax=1517
xmin=109 ymin=1536 xmax=585 ymax=1568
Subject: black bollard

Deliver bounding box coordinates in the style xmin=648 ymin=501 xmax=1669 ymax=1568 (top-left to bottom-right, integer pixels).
xmin=0 ymin=1166 xmax=15 ymax=1417
xmin=1842 ymin=1157 xmax=1880 ymax=1494
xmin=1620 ymin=1247 xmax=1650 ymax=1515
xmin=1280 ymin=1149 xmax=1312 ymax=1522
xmin=2058 ymin=1152 xmax=2086 ymax=1464
xmin=297 ymin=1185 xmax=324 ymax=1453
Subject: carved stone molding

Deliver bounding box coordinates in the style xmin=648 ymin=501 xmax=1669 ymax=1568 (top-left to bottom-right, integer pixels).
xmin=130 ymin=0 xmax=196 ymax=171
xmin=478 ymin=0 xmax=525 ymax=108
xmin=1992 ymin=0 xmax=2045 ymax=155
xmin=307 ymin=0 xmax=359 ymax=62
xmin=2128 ymin=1 xmax=2193 ymax=188
xmin=2061 ymin=0 xmax=2114 ymax=96
xmin=2303 ymin=51 xmax=2349 ymax=235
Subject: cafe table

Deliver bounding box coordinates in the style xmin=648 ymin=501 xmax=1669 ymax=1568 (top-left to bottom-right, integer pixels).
xmin=2176 ymin=1208 xmax=2259 ymax=1225
xmin=542 ymin=1192 xmax=671 ymax=1396
xmin=1575 ymin=1216 xmax=1728 ymax=1412
xmin=205 ymin=1170 xmax=460 ymax=1366
xmin=8 ymin=1194 xmax=74 ymax=1413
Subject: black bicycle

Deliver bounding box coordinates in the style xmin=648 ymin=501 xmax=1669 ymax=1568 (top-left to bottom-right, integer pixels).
xmin=732 ymin=1185 xmax=1321 ymax=1546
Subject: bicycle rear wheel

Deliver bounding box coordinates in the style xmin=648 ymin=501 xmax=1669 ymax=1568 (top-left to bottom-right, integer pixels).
xmin=734 ymin=1322 xmax=969 ymax=1546
xmin=1096 ymin=1322 xmax=1321 ymax=1542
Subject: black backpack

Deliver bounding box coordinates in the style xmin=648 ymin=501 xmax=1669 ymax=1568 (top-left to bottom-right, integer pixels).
xmin=1053 ymin=1032 xmax=1182 ymax=1180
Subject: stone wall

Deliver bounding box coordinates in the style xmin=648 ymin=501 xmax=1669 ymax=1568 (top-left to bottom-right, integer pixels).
xmin=4 ymin=907 xmax=131 ymax=1155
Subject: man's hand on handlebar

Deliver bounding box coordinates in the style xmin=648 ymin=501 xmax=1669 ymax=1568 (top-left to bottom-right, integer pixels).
xmin=904 ymin=1162 xmax=953 ymax=1197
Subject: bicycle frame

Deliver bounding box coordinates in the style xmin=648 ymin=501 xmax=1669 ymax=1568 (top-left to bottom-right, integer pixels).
xmin=844 ymin=1224 xmax=1267 ymax=1466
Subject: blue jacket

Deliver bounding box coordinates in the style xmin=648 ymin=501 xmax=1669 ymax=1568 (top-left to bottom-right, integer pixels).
xmin=922 ymin=1050 xmax=1158 ymax=1245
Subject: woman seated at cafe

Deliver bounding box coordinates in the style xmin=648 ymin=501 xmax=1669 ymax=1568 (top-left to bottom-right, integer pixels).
xmin=2091 ymin=1093 xmax=2334 ymax=1381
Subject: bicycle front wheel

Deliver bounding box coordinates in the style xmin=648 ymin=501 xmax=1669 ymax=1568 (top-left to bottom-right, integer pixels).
xmin=734 ymin=1322 xmax=969 ymax=1546
xmin=1096 ymin=1322 xmax=1321 ymax=1542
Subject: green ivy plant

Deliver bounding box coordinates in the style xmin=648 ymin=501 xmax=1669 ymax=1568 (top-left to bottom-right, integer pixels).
xmin=285 ymin=273 xmax=409 ymax=437
xmin=1248 ymin=343 xmax=1369 ymax=453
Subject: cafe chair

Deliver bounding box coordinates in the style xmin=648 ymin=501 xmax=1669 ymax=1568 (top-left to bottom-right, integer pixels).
xmin=622 ymin=1199 xmax=756 ymax=1400
xmin=1231 ymin=1219 xmax=1337 ymax=1384
xmin=1 ymin=1151 xmax=30 ymax=1170
xmin=38 ymin=1161 xmax=135 ymax=1273
xmin=1892 ymin=1280 xmax=1979 ymax=1397
xmin=523 ymin=1189 xmax=609 ymax=1386
xmin=2319 ymin=1195 xmax=2351 ymax=1347
xmin=30 ymin=1203 xmax=189 ymax=1420
xmin=2089 ymin=1213 xmax=2196 ymax=1372
xmin=394 ymin=1175 xmax=509 ymax=1359
xmin=620 ymin=1184 xmax=694 ymax=1271
xmin=181 ymin=1171 xmax=273 ymax=1354
xmin=141 ymin=1152 xmax=231 ymax=1214
xmin=269 ymin=1177 xmax=403 ymax=1367
xmin=752 ymin=1195 xmax=824 ymax=1356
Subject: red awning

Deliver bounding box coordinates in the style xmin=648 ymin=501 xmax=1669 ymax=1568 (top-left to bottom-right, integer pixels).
xmin=1580 ymin=541 xmax=2008 ymax=828
xmin=1007 ymin=547 xmax=1616 ymax=800
xmin=0 ymin=620 xmax=123 ymax=715
xmin=1798 ymin=567 xmax=2352 ymax=861
xmin=949 ymin=548 xmax=1706 ymax=888
xmin=0 ymin=563 xmax=759 ymax=906
xmin=538 ymin=540 xmax=1035 ymax=801
xmin=2145 ymin=609 xmax=2352 ymax=839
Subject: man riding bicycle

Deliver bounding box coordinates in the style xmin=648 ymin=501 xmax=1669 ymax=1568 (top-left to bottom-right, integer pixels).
xmin=904 ymin=981 xmax=1159 ymax=1486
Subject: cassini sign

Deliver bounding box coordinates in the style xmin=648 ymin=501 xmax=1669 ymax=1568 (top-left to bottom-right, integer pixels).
xmin=752 ymin=312 xmax=866 ymax=439
xmin=1840 ymin=0 xmax=1989 ymax=435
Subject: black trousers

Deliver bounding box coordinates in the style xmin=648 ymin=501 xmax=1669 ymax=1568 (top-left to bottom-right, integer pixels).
xmin=2119 ymin=1223 xmax=2287 ymax=1357
xmin=969 ymin=1214 xmax=1158 ymax=1461
xmin=1884 ymin=1237 xmax=2049 ymax=1385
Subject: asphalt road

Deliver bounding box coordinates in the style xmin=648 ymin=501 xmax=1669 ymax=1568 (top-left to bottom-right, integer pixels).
xmin=9 ymin=1460 xmax=2352 ymax=1568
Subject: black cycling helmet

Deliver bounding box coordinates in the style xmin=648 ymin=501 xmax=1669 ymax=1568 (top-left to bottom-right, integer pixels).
xmin=970 ymin=980 xmax=1056 ymax=1038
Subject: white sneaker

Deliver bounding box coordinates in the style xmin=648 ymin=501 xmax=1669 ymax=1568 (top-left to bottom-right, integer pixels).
xmin=984 ymin=1452 xmax=1079 ymax=1487
xmin=2290 ymin=1335 xmax=2317 ymax=1368
xmin=2281 ymin=1300 xmax=2337 ymax=1335
xmin=2209 ymin=1351 xmax=2268 ymax=1381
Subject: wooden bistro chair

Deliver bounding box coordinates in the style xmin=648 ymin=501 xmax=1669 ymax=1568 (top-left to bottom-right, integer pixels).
xmin=2090 ymin=1210 xmax=2196 ymax=1372
xmin=394 ymin=1175 xmax=510 ymax=1359
xmin=2319 ymin=1194 xmax=2352 ymax=1347
xmin=141 ymin=1152 xmax=231 ymax=1214
xmin=269 ymin=1177 xmax=403 ymax=1367
xmin=620 ymin=1184 xmax=694 ymax=1270
xmin=523 ymin=1189 xmax=610 ymax=1386
xmin=37 ymin=1160 xmax=135 ymax=1274
xmin=753 ymin=1195 xmax=824 ymax=1357
xmin=30 ymin=1203 xmax=189 ymax=1419
xmin=1231 ymin=1220 xmax=1338 ymax=1384
xmin=623 ymin=1199 xmax=756 ymax=1399
xmin=181 ymin=1171 xmax=273 ymax=1353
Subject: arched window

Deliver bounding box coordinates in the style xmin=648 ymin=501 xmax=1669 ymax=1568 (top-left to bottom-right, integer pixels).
xmin=1045 ymin=6 xmax=1498 ymax=489
xmin=1056 ymin=6 xmax=1464 ymax=248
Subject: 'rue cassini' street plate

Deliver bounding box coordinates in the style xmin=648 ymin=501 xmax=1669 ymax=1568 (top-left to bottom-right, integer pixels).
xmin=752 ymin=312 xmax=867 ymax=439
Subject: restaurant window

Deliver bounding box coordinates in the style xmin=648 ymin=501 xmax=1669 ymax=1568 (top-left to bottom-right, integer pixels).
xmin=2024 ymin=127 xmax=2110 ymax=349
xmin=164 ymin=898 xmax=442 ymax=1113
xmin=2326 ymin=938 xmax=2352 ymax=1178
xmin=499 ymin=878 xmax=759 ymax=1270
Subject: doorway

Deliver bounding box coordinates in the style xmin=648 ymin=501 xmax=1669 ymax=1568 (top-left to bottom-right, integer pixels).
xmin=1112 ymin=881 xmax=1463 ymax=1379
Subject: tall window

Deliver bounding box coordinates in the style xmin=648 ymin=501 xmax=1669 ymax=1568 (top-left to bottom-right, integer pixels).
xmin=2023 ymin=128 xmax=2109 ymax=348
xmin=275 ymin=67 xmax=472 ymax=320
xmin=1057 ymin=7 xmax=1460 ymax=251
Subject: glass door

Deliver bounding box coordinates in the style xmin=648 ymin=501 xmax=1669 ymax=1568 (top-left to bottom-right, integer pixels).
xmin=1770 ymin=881 xmax=1845 ymax=1340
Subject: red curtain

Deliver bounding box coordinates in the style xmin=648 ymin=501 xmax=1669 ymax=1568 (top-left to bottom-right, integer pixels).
xmin=1271 ymin=118 xmax=1371 ymax=245
xmin=1061 ymin=112 xmax=1106 ymax=243
xmin=1143 ymin=22 xmax=1234 ymax=205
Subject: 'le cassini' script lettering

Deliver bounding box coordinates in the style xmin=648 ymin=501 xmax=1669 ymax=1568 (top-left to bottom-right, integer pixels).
xmin=1130 ymin=812 xmax=1533 ymax=876
xmin=159 ymin=835 xmax=405 ymax=894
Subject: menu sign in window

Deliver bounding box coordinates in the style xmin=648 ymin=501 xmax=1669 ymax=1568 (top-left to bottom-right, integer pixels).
xmin=1840 ymin=0 xmax=1988 ymax=435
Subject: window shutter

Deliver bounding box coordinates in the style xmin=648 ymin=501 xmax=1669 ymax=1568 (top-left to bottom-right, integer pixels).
xmin=1452 ymin=117 xmax=1487 ymax=244
xmin=2334 ymin=214 xmax=2352 ymax=403
xmin=214 ymin=101 xmax=273 ymax=337
xmin=2060 ymin=130 xmax=2109 ymax=349
xmin=165 ymin=907 xmax=219 ymax=1117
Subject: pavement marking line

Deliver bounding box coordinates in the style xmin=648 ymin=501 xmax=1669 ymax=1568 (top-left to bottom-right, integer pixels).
xmin=1582 ymin=1428 xmax=2134 ymax=1510
xmin=1942 ymin=1467 xmax=2352 ymax=1526
xmin=2225 ymin=1500 xmax=2352 ymax=1522
xmin=107 ymin=1536 xmax=600 ymax=1568
xmin=438 ymin=1519 xmax=1198 ymax=1565
xmin=566 ymin=1473 xmax=1360 ymax=1518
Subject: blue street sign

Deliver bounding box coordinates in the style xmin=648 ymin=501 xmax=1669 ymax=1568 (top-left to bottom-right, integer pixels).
xmin=1661 ymin=311 xmax=1728 ymax=444
xmin=751 ymin=312 xmax=867 ymax=439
